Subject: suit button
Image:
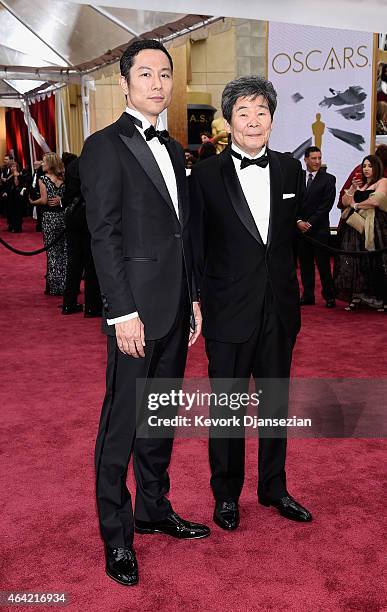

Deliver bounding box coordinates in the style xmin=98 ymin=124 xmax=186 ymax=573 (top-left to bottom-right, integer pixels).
xmin=174 ymin=233 xmax=181 ymax=238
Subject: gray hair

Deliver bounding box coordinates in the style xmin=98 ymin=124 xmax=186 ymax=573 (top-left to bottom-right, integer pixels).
xmin=221 ymin=76 xmax=277 ymax=123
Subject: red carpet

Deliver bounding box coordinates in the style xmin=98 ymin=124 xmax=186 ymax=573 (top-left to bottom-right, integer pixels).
xmin=1 ymin=219 xmax=386 ymax=611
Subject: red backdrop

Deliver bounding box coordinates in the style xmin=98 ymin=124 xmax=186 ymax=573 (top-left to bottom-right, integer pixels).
xmin=5 ymin=108 xmax=29 ymax=168
xmin=5 ymin=96 xmax=56 ymax=168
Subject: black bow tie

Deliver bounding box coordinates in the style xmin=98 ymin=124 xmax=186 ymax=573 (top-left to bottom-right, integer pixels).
xmin=127 ymin=113 xmax=170 ymax=145
xmin=144 ymin=125 xmax=170 ymax=145
xmin=230 ymin=148 xmax=269 ymax=169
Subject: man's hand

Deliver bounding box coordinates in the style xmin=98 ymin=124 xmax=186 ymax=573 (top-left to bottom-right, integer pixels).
xmin=188 ymin=302 xmax=202 ymax=347
xmin=115 ymin=317 xmax=145 ymax=358
xmin=297 ymin=220 xmax=312 ymax=233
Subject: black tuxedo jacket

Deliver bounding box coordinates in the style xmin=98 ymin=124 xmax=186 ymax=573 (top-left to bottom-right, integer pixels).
xmin=299 ymin=168 xmax=336 ymax=235
xmin=79 ymin=112 xmax=195 ymax=339
xmin=62 ymin=158 xmax=88 ymax=233
xmin=190 ymin=147 xmax=304 ymax=343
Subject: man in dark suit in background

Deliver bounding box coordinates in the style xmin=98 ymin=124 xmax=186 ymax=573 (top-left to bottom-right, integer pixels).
xmin=0 ymin=154 xmax=13 ymax=219
xmin=190 ymin=76 xmax=312 ymax=532
xmin=79 ymin=39 xmax=209 ymax=587
xmin=297 ymin=146 xmax=336 ymax=307
xmin=61 ymin=156 xmax=102 ymax=317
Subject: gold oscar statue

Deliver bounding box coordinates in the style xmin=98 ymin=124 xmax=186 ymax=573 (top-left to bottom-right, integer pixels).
xmin=312 ymin=113 xmax=325 ymax=150
xmin=211 ymin=116 xmax=228 ymax=153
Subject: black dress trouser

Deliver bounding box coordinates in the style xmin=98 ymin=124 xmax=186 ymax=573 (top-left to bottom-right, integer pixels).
xmin=298 ymin=233 xmax=335 ymax=301
xmin=63 ymin=212 xmax=102 ymax=312
xmin=205 ymin=285 xmax=294 ymax=503
xmin=94 ymin=276 xmax=190 ymax=548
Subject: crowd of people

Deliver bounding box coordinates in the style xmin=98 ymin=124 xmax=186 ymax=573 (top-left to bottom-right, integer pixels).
xmin=1 ymin=136 xmax=386 ymax=318
xmin=0 ymin=151 xmax=102 ymax=317
xmin=296 ymin=144 xmax=387 ymax=313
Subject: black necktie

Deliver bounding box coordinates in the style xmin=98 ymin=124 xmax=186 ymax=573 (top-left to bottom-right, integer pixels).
xmin=127 ymin=113 xmax=170 ymax=145
xmin=230 ymin=148 xmax=269 ymax=169
xmin=144 ymin=125 xmax=170 ymax=145
xmin=307 ymin=173 xmax=313 ymax=190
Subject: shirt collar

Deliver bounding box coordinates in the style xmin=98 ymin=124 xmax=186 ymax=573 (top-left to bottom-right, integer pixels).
xmin=231 ymin=142 xmax=267 ymax=160
xmin=125 ymin=107 xmax=163 ymax=131
xmin=306 ymin=169 xmax=318 ymax=178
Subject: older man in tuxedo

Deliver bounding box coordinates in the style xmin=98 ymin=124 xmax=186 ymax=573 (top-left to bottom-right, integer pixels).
xmin=190 ymin=76 xmax=312 ymax=531
xmin=80 ymin=39 xmax=209 ymax=587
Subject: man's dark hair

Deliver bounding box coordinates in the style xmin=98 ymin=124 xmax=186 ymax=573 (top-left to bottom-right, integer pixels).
xmin=362 ymin=154 xmax=384 ymax=183
xmin=304 ymin=146 xmax=321 ymax=157
xmin=221 ymin=76 xmax=277 ymax=123
xmin=198 ymin=142 xmax=217 ymax=161
xmin=62 ymin=152 xmax=78 ymax=168
xmin=120 ymin=39 xmax=173 ymax=81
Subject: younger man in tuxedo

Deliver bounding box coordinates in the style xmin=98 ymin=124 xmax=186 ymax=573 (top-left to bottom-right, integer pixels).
xmin=80 ymin=39 xmax=209 ymax=587
xmin=190 ymin=76 xmax=312 ymax=531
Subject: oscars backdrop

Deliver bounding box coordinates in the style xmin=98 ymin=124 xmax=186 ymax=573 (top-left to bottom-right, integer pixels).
xmin=268 ymin=22 xmax=374 ymax=225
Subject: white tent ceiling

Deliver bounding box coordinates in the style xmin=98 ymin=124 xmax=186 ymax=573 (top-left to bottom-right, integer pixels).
xmin=0 ymin=0 xmax=384 ymax=103
xmin=67 ymin=0 xmax=385 ymax=34
xmin=0 ymin=1 xmax=215 ymax=101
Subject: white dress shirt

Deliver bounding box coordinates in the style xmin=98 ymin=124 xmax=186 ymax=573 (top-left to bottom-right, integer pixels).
xmin=231 ymin=143 xmax=270 ymax=244
xmin=107 ymin=107 xmax=179 ymax=326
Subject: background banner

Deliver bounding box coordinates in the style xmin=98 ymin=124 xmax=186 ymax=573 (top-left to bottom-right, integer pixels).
xmin=268 ymin=22 xmax=374 ymax=225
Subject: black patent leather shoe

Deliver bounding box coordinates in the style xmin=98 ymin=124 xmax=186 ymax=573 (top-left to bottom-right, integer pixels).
xmin=213 ymin=500 xmax=239 ymax=531
xmin=326 ymin=299 xmax=336 ymax=308
xmin=135 ymin=511 xmax=210 ymax=539
xmin=105 ymin=546 xmax=138 ymax=586
xmin=259 ymin=495 xmax=312 ymax=522
xmin=62 ymin=304 xmax=83 ymax=315
xmin=300 ymin=297 xmax=315 ymax=306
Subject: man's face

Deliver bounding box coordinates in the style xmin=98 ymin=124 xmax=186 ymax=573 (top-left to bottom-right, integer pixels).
xmin=4 ymin=156 xmax=10 ymax=167
xmin=225 ymin=95 xmax=272 ymax=157
xmin=201 ymin=134 xmax=210 ymax=143
xmin=305 ymin=152 xmax=322 ymax=173
xmin=120 ymin=49 xmax=173 ymax=124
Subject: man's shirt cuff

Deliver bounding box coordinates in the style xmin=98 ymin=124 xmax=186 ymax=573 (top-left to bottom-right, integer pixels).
xmin=107 ymin=312 xmax=139 ymax=325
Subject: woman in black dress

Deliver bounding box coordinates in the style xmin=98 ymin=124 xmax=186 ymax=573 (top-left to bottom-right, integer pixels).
xmin=30 ymin=153 xmax=67 ymax=295
xmin=334 ymin=155 xmax=387 ymax=311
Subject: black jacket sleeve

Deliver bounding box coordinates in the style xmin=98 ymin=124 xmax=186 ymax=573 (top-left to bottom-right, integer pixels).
xmin=79 ymin=132 xmax=137 ymax=319
xmin=189 ymin=167 xmax=206 ymax=299
xmin=62 ymin=158 xmax=81 ymax=208
xmin=307 ymin=174 xmax=336 ymax=228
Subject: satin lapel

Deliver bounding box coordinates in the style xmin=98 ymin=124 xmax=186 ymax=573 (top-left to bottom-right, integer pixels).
xmin=165 ymin=140 xmax=185 ymax=227
xmin=267 ymin=149 xmax=284 ymax=247
xmin=119 ymin=127 xmax=176 ymax=218
xmin=309 ymin=168 xmax=323 ymax=193
xmin=219 ymin=148 xmax=263 ymax=245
